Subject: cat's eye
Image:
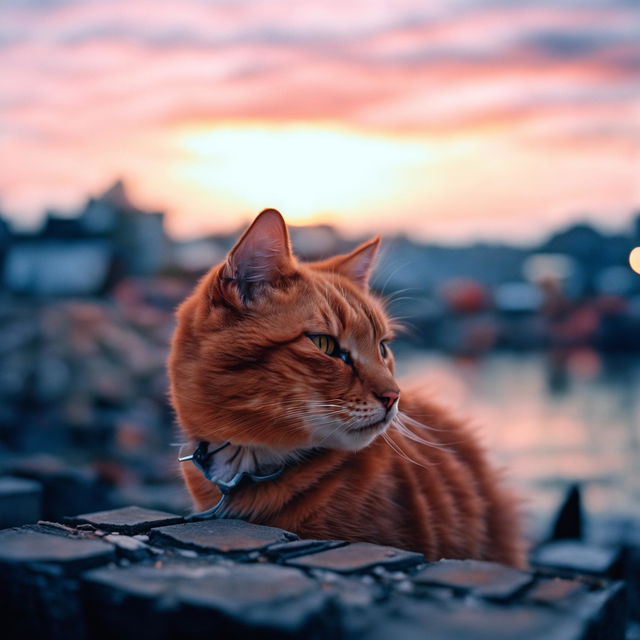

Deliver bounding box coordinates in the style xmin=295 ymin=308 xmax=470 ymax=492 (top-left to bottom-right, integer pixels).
xmin=307 ymin=334 xmax=352 ymax=364
xmin=380 ymin=341 xmax=388 ymax=358
xmin=309 ymin=334 xmax=338 ymax=355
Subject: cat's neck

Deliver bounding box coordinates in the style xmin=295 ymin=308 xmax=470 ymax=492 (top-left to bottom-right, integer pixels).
xmin=182 ymin=439 xmax=306 ymax=485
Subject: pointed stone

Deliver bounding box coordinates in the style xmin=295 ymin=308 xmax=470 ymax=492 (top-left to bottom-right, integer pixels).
xmin=549 ymin=485 xmax=583 ymax=541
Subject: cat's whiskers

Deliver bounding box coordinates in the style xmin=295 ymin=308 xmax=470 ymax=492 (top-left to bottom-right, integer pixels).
xmin=382 ymin=432 xmax=433 ymax=469
xmin=395 ymin=410 xmax=450 ymax=433
xmin=377 ymin=257 xmax=413 ymax=294
xmin=382 ymin=429 xmax=438 ymax=469
xmin=392 ymin=415 xmax=453 ymax=451
xmin=191 ymin=399 xmax=313 ymax=431
xmin=396 ymin=411 xmax=468 ymax=445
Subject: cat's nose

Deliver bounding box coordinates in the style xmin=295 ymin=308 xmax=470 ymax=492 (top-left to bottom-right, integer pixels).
xmin=375 ymin=390 xmax=400 ymax=410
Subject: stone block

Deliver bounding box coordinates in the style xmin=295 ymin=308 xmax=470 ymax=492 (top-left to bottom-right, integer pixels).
xmin=0 ymin=476 xmax=42 ymax=528
xmin=286 ymin=542 xmax=424 ymax=574
xmin=67 ymin=505 xmax=183 ymax=535
xmin=362 ymin=598 xmax=586 ymax=640
xmin=531 ymin=541 xmax=622 ymax=578
xmin=264 ymin=539 xmax=347 ymax=561
xmin=178 ymin=563 xmax=332 ymax=637
xmin=8 ymin=456 xmax=114 ymax=520
xmin=83 ymin=559 xmax=332 ymax=639
xmin=150 ymin=518 xmax=297 ymax=554
xmin=413 ymin=559 xmax=532 ymax=601
xmin=0 ymin=526 xmax=114 ymax=573
xmin=524 ymin=578 xmax=587 ymax=607
xmin=576 ymin=581 xmax=626 ymax=640
xmin=0 ymin=527 xmax=115 ymax=640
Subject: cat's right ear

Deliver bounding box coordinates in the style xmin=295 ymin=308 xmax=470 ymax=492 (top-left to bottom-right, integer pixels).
xmin=220 ymin=208 xmax=294 ymax=304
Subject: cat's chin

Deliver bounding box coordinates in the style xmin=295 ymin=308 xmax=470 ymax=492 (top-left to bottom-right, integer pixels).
xmin=312 ymin=419 xmax=391 ymax=452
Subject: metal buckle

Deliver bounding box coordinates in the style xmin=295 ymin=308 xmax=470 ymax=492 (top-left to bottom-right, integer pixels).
xmin=179 ymin=440 xmax=285 ymax=520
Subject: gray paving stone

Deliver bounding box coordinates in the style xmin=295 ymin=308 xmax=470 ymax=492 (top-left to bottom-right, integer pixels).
xmin=531 ymin=541 xmax=622 ymax=577
xmin=413 ymin=559 xmax=533 ymax=601
xmin=67 ymin=505 xmax=184 ymax=535
xmin=83 ymin=559 xmax=332 ymax=639
xmin=7 ymin=456 xmax=113 ymax=521
xmin=264 ymin=538 xmax=346 ymax=561
xmin=0 ymin=476 xmax=42 ymax=528
xmin=286 ymin=541 xmax=424 ymax=574
xmin=363 ymin=598 xmax=587 ymax=640
xmin=82 ymin=560 xmax=189 ymax=640
xmin=150 ymin=518 xmax=297 ymax=554
xmin=177 ymin=563 xmax=331 ymax=636
xmin=579 ymin=581 xmax=626 ymax=640
xmin=0 ymin=527 xmax=115 ymax=640
xmin=525 ymin=578 xmax=587 ymax=607
xmin=0 ymin=527 xmax=114 ymax=573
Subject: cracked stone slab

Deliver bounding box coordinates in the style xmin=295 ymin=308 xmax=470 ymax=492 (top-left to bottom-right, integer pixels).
xmin=413 ymin=560 xmax=532 ymax=601
xmin=178 ymin=563 xmax=331 ymax=634
xmin=0 ymin=527 xmax=114 ymax=574
xmin=66 ymin=505 xmax=184 ymax=535
xmin=264 ymin=539 xmax=347 ymax=561
xmin=83 ymin=560 xmax=331 ymax=638
xmin=286 ymin=542 xmax=424 ymax=574
xmin=149 ymin=518 xmax=297 ymax=553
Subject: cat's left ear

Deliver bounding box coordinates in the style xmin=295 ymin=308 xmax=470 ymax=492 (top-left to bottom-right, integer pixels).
xmin=222 ymin=208 xmax=294 ymax=303
xmin=330 ymin=236 xmax=380 ymax=288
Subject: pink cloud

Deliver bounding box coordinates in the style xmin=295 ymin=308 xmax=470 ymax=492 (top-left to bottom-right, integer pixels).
xmin=0 ymin=0 xmax=638 ymax=239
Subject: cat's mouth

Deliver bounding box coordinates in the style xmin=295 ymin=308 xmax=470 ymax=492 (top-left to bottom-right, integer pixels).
xmin=349 ymin=419 xmax=387 ymax=435
xmin=309 ymin=412 xmax=393 ymax=451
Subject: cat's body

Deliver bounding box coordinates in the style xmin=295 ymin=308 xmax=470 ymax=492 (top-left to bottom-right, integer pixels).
xmin=169 ymin=209 xmax=522 ymax=565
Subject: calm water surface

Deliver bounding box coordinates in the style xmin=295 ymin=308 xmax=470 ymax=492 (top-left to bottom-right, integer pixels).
xmin=395 ymin=351 xmax=640 ymax=536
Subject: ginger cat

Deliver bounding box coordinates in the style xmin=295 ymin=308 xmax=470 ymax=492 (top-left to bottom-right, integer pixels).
xmin=169 ymin=209 xmax=522 ymax=565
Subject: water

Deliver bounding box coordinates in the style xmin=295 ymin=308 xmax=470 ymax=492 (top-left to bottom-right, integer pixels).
xmin=395 ymin=350 xmax=640 ymax=537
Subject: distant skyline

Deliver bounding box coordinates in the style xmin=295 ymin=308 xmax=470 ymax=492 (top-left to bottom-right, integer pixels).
xmin=1 ymin=0 xmax=639 ymax=243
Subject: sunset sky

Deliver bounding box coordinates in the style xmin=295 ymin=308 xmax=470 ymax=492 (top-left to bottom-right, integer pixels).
xmin=1 ymin=0 xmax=639 ymax=243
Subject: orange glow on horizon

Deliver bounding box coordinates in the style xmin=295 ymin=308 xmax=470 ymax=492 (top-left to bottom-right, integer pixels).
xmin=168 ymin=123 xmax=429 ymax=228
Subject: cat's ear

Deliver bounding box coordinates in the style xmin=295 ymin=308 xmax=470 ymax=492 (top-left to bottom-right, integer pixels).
xmin=330 ymin=237 xmax=380 ymax=288
xmin=222 ymin=208 xmax=294 ymax=302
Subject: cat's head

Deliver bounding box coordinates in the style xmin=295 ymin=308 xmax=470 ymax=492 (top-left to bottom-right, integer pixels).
xmin=169 ymin=209 xmax=400 ymax=453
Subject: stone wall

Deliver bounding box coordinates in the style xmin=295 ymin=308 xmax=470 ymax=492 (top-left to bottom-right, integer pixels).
xmin=0 ymin=503 xmax=628 ymax=640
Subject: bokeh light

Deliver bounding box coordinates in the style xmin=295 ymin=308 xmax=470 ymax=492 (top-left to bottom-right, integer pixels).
xmin=629 ymin=247 xmax=640 ymax=275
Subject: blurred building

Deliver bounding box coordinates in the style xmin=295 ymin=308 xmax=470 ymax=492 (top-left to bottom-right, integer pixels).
xmin=3 ymin=181 xmax=170 ymax=296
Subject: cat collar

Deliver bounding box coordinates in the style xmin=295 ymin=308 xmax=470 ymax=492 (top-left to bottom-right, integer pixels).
xmin=178 ymin=440 xmax=285 ymax=520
